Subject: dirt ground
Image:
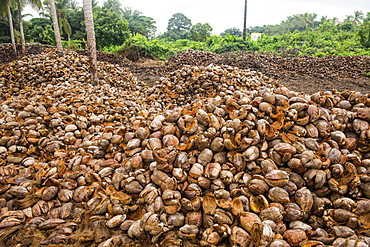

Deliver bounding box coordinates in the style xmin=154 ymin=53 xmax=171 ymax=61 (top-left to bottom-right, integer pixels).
xmin=127 ymin=59 xmax=370 ymax=95
xmin=274 ymin=76 xmax=370 ymax=95
xmin=123 ymin=50 xmax=370 ymax=95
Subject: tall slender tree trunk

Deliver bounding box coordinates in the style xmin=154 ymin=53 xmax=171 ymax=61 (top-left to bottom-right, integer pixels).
xmin=243 ymin=0 xmax=247 ymax=41
xmin=7 ymin=5 xmax=17 ymax=56
xmin=49 ymin=0 xmax=63 ymax=55
xmin=82 ymin=0 xmax=98 ymax=86
xmin=17 ymin=2 xmax=25 ymax=55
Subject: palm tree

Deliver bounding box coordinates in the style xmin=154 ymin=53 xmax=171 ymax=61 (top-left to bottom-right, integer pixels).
xmin=1 ymin=0 xmax=42 ymax=55
xmin=7 ymin=6 xmax=17 ymax=55
xmin=49 ymin=0 xmax=63 ymax=54
xmin=82 ymin=0 xmax=98 ymax=85
xmin=122 ymin=7 xmax=156 ymax=38
xmin=41 ymin=0 xmax=72 ymax=41
xmin=8 ymin=7 xmax=17 ymax=55
xmin=102 ymin=0 xmax=122 ymax=15
xmin=299 ymin=13 xmax=317 ymax=30
xmin=54 ymin=0 xmax=72 ymax=40
xmin=0 ymin=0 xmax=17 ymax=55
xmin=16 ymin=0 xmax=42 ymax=54
xmin=330 ymin=17 xmax=339 ymax=25
xmin=242 ymin=0 xmax=247 ymax=41
xmin=0 ymin=0 xmax=9 ymax=15
xmin=354 ymin=10 xmax=364 ymax=26
xmin=345 ymin=11 xmax=364 ymax=26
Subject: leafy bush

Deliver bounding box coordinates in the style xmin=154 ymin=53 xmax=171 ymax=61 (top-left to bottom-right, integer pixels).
xmin=103 ymin=21 xmax=370 ymax=61
xmin=62 ymin=40 xmax=85 ymax=50
xmin=358 ymin=22 xmax=370 ymax=48
xmin=93 ymin=7 xmax=131 ymax=49
xmin=118 ymin=34 xmax=172 ymax=60
xmin=0 ymin=19 xmax=10 ymax=43
xmin=101 ymin=45 xmax=122 ymax=53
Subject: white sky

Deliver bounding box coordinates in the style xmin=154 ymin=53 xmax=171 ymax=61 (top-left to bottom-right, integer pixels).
xmin=24 ymin=0 xmax=370 ymax=35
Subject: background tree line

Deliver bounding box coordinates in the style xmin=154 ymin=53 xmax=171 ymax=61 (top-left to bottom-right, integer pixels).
xmin=0 ymin=0 xmax=370 ymax=59
xmin=0 ymin=0 xmax=213 ymax=48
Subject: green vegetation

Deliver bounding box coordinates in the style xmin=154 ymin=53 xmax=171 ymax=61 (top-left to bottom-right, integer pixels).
xmin=104 ymin=25 xmax=370 ymax=60
xmin=93 ymin=7 xmax=130 ymax=49
xmin=189 ymin=23 xmax=213 ymax=42
xmin=121 ymin=7 xmax=156 ymax=38
xmin=220 ymin=27 xmax=242 ymax=37
xmin=158 ymin=13 xmax=192 ymax=41
xmin=1 ymin=1 xmax=370 ymax=60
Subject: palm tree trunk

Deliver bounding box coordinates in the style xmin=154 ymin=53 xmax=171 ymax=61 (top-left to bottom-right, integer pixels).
xmin=7 ymin=5 xmax=17 ymax=56
xmin=82 ymin=0 xmax=98 ymax=86
xmin=17 ymin=2 xmax=25 ymax=55
xmin=243 ymin=0 xmax=247 ymax=41
xmin=49 ymin=0 xmax=63 ymax=55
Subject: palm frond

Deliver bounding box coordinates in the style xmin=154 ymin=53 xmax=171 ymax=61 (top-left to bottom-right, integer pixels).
xmin=25 ymin=0 xmax=42 ymax=10
xmin=0 ymin=0 xmax=11 ymax=16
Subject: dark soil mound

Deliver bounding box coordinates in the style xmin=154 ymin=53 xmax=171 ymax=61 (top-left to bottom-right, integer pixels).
xmin=217 ymin=53 xmax=370 ymax=79
xmin=0 ymin=43 xmax=52 ymax=65
xmin=152 ymin=50 xmax=370 ymax=94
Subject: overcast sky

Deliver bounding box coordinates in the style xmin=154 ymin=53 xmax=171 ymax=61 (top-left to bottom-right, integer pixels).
xmin=25 ymin=0 xmax=370 ymax=35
